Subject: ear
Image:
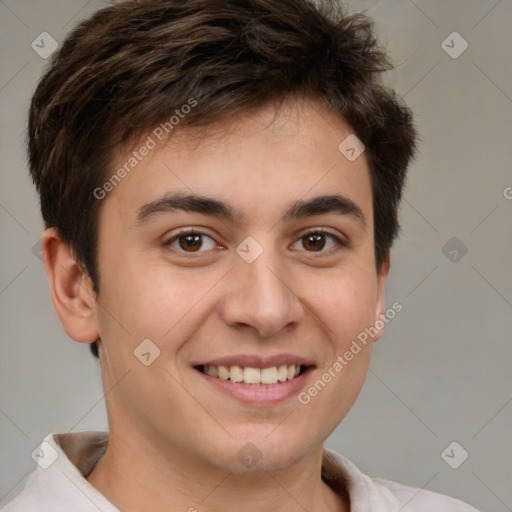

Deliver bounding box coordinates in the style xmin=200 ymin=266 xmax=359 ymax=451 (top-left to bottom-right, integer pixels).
xmin=372 ymin=255 xmax=391 ymax=343
xmin=40 ymin=227 xmax=99 ymax=344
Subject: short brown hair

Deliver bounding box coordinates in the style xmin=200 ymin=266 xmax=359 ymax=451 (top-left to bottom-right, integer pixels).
xmin=28 ymin=0 xmax=417 ymax=358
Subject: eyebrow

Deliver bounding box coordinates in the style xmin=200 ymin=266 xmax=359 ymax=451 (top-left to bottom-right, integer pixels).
xmin=136 ymin=192 xmax=366 ymax=228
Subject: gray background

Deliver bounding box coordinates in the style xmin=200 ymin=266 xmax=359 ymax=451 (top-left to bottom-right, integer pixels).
xmin=1 ymin=1 xmax=511 ymax=510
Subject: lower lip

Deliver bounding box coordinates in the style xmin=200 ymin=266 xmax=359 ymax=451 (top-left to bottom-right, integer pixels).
xmin=195 ymin=367 xmax=314 ymax=405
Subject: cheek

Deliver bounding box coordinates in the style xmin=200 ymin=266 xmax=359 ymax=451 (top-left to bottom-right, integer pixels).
xmin=97 ymin=259 xmax=224 ymax=357
xmin=302 ymin=266 xmax=378 ymax=342
xmin=298 ymin=270 xmax=377 ymax=426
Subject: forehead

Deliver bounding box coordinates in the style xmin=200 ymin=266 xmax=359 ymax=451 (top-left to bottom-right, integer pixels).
xmin=103 ymin=98 xmax=373 ymax=228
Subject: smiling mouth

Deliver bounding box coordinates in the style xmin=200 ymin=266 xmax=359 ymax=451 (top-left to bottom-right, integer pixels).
xmin=195 ymin=364 xmax=309 ymax=385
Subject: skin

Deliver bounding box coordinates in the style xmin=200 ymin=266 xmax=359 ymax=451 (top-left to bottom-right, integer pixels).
xmin=42 ymin=97 xmax=390 ymax=512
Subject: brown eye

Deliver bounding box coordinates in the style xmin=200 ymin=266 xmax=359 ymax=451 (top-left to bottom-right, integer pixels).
xmin=291 ymin=229 xmax=345 ymax=254
xmin=302 ymin=233 xmax=326 ymax=251
xmin=178 ymin=233 xmax=203 ymax=252
xmin=165 ymin=230 xmax=217 ymax=254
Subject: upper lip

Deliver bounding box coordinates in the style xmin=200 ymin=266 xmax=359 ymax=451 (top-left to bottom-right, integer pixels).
xmin=193 ymin=354 xmax=315 ymax=368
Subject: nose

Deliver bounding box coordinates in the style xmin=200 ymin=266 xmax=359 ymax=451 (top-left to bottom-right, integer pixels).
xmin=219 ymin=244 xmax=304 ymax=338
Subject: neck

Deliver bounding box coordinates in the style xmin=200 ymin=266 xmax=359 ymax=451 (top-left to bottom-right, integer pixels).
xmin=86 ymin=426 xmax=349 ymax=512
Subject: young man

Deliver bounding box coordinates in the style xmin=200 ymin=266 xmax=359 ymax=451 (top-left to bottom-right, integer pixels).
xmin=3 ymin=0 xmax=480 ymax=510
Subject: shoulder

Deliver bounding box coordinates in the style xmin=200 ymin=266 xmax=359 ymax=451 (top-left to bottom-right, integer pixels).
xmin=370 ymin=476 xmax=481 ymax=512
xmin=322 ymin=447 xmax=481 ymax=512
xmin=1 ymin=469 xmax=45 ymax=512
xmin=1 ymin=431 xmax=116 ymax=512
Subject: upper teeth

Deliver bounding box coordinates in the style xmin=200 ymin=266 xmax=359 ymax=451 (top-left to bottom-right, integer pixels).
xmin=202 ymin=364 xmax=301 ymax=385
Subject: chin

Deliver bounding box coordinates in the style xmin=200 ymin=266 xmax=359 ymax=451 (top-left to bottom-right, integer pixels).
xmin=208 ymin=429 xmax=316 ymax=474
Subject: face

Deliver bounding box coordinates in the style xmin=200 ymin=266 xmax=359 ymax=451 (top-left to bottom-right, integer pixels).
xmin=89 ymin=98 xmax=388 ymax=473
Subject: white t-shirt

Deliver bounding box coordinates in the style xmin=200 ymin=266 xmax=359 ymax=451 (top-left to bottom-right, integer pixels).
xmin=1 ymin=431 xmax=480 ymax=512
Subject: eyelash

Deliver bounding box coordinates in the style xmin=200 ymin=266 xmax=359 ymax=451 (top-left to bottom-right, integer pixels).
xmin=163 ymin=227 xmax=347 ymax=257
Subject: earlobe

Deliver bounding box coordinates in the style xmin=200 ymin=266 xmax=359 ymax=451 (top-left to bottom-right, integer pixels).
xmin=372 ymin=256 xmax=391 ymax=343
xmin=41 ymin=227 xmax=100 ymax=344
